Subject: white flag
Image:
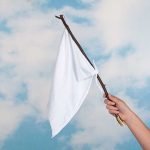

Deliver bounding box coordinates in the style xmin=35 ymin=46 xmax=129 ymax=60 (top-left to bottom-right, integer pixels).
xmin=49 ymin=29 xmax=98 ymax=137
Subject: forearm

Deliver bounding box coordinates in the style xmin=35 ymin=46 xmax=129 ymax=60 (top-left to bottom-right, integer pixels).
xmin=125 ymin=111 xmax=150 ymax=150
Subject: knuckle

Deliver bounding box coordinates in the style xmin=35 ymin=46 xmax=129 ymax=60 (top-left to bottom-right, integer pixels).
xmin=117 ymin=100 xmax=122 ymax=105
xmin=109 ymin=101 xmax=113 ymax=105
xmin=114 ymin=107 xmax=118 ymax=110
xmin=108 ymin=101 xmax=111 ymax=105
xmin=109 ymin=106 xmax=112 ymax=109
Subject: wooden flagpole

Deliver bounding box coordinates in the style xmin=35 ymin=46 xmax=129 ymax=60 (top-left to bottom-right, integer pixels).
xmin=55 ymin=14 xmax=124 ymax=126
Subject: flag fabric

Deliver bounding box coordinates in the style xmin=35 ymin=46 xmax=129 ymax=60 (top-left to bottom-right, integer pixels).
xmin=49 ymin=29 xmax=98 ymax=137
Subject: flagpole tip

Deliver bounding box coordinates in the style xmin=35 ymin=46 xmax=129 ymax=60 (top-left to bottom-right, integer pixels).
xmin=55 ymin=15 xmax=64 ymax=19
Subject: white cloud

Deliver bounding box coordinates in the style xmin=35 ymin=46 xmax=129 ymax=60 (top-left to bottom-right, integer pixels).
xmin=92 ymin=0 xmax=150 ymax=89
xmin=0 ymin=0 xmax=33 ymax=19
xmin=78 ymin=0 xmax=100 ymax=4
xmin=0 ymin=0 xmax=60 ymax=144
xmin=100 ymin=50 xmax=150 ymax=90
xmin=0 ymin=100 xmax=31 ymax=145
xmin=0 ymin=0 xmax=51 ymax=19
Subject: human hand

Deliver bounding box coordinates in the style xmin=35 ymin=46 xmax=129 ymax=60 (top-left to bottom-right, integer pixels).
xmin=105 ymin=94 xmax=150 ymax=150
xmin=104 ymin=94 xmax=133 ymax=123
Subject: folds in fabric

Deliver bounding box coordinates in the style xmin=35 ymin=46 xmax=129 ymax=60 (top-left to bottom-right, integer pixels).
xmin=48 ymin=29 xmax=98 ymax=137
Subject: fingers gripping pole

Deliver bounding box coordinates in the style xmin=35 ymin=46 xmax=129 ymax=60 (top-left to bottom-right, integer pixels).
xmin=97 ymin=75 xmax=125 ymax=126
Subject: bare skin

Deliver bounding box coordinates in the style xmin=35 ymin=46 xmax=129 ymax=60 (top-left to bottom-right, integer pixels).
xmin=104 ymin=94 xmax=150 ymax=150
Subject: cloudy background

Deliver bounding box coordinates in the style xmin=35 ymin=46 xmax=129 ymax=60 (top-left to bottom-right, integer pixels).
xmin=0 ymin=0 xmax=150 ymax=149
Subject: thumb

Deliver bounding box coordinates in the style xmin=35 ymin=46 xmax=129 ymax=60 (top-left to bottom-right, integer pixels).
xmin=108 ymin=94 xmax=120 ymax=104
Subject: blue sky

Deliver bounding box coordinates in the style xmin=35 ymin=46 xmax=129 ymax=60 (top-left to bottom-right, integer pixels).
xmin=0 ymin=0 xmax=150 ymax=150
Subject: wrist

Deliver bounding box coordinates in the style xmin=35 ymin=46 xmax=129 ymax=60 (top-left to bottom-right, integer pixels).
xmin=123 ymin=110 xmax=136 ymax=125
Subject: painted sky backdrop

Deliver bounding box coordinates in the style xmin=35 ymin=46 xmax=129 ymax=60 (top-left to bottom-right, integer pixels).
xmin=0 ymin=0 xmax=150 ymax=150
